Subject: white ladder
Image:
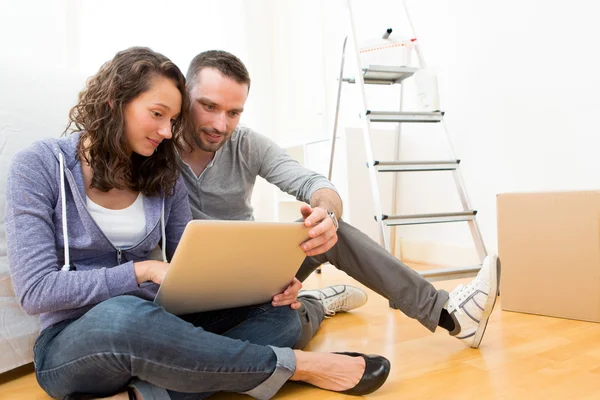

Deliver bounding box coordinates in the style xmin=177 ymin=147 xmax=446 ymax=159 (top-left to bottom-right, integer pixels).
xmin=328 ymin=0 xmax=487 ymax=282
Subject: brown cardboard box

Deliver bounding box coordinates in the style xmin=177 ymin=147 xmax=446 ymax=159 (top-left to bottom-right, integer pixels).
xmin=497 ymin=191 xmax=600 ymax=322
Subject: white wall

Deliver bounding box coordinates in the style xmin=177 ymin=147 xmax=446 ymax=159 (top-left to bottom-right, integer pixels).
xmin=0 ymin=0 xmax=345 ymax=221
xmin=0 ymin=0 xmax=86 ymax=143
xmin=2 ymin=0 xmax=599 ymax=263
xmin=317 ymin=0 xmax=600 ymax=265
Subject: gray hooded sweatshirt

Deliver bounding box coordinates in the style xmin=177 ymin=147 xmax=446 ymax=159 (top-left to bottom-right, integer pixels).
xmin=5 ymin=132 xmax=192 ymax=331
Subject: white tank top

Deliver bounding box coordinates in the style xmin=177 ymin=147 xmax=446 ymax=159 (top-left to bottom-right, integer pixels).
xmin=86 ymin=193 xmax=147 ymax=248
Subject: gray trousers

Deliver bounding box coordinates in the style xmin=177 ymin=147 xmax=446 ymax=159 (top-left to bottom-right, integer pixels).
xmin=293 ymin=220 xmax=449 ymax=348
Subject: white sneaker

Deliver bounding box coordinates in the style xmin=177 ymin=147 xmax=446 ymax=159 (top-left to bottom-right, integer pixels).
xmin=446 ymin=254 xmax=501 ymax=349
xmin=299 ymin=285 xmax=368 ymax=316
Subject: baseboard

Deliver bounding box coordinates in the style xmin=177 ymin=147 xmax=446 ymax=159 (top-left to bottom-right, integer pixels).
xmin=396 ymin=238 xmax=481 ymax=267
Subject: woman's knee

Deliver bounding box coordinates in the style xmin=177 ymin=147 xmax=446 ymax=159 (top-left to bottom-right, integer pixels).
xmin=82 ymin=295 xmax=156 ymax=332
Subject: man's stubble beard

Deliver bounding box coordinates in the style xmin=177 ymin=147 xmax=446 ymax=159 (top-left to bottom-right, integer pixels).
xmin=193 ymin=128 xmax=228 ymax=153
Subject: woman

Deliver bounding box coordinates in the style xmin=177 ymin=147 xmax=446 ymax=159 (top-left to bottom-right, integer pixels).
xmin=5 ymin=47 xmax=390 ymax=400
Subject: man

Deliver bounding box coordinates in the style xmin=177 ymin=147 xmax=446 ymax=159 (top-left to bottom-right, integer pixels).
xmin=179 ymin=50 xmax=501 ymax=350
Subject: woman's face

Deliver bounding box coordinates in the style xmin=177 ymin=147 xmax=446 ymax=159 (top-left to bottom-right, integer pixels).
xmin=123 ymin=75 xmax=182 ymax=157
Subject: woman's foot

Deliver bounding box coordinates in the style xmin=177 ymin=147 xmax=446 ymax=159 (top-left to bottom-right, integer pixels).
xmin=90 ymin=393 xmax=127 ymax=400
xmin=91 ymin=389 xmax=137 ymax=400
xmin=290 ymin=351 xmax=390 ymax=395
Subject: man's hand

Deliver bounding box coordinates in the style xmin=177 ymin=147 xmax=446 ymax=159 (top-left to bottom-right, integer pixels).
xmin=272 ymin=278 xmax=303 ymax=309
xmin=300 ymin=204 xmax=338 ymax=256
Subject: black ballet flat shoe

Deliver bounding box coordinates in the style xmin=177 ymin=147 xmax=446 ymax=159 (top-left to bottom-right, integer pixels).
xmin=64 ymin=394 xmax=95 ymax=400
xmin=127 ymin=387 xmax=137 ymax=400
xmin=64 ymin=388 xmax=136 ymax=400
xmin=334 ymin=352 xmax=391 ymax=395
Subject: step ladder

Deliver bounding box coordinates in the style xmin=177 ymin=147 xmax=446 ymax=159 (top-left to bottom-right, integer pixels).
xmin=327 ymin=0 xmax=487 ymax=282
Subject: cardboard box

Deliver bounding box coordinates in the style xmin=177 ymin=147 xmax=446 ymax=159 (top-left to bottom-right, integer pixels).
xmin=497 ymin=191 xmax=600 ymax=322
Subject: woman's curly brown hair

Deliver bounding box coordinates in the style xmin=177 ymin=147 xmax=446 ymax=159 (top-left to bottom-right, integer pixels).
xmin=65 ymin=46 xmax=191 ymax=197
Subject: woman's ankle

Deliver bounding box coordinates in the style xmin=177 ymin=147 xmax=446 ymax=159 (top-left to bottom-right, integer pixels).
xmin=290 ymin=350 xmax=310 ymax=381
xmin=289 ymin=351 xmax=365 ymax=391
xmin=92 ymin=392 xmax=130 ymax=400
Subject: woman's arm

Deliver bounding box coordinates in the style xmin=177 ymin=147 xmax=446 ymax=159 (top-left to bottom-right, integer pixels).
xmin=164 ymin=175 xmax=193 ymax=261
xmin=5 ymin=144 xmax=139 ymax=315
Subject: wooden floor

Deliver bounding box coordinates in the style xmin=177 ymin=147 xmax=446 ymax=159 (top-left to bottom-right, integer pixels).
xmin=2 ymin=263 xmax=600 ymax=400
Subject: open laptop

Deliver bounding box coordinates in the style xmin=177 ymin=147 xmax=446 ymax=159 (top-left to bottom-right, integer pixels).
xmin=154 ymin=220 xmax=311 ymax=315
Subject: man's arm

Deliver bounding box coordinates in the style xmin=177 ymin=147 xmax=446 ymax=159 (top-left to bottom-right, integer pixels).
xmin=310 ymin=188 xmax=343 ymax=219
xmin=298 ymin=188 xmax=345 ymax=257
xmin=244 ymin=129 xmax=342 ymax=256
xmin=246 ymin=130 xmax=337 ymax=204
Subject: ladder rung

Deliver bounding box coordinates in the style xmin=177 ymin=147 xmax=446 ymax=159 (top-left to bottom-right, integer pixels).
xmin=418 ymin=265 xmax=481 ymax=282
xmin=373 ymin=160 xmax=460 ymax=172
xmin=366 ymin=110 xmax=444 ymax=123
xmin=380 ymin=211 xmax=477 ymax=226
xmin=344 ymin=65 xmax=418 ymax=85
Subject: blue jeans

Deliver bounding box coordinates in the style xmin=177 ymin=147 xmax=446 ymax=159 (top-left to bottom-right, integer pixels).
xmin=34 ymin=295 xmax=302 ymax=400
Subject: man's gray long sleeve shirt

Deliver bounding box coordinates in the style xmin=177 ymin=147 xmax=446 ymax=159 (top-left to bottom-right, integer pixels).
xmin=181 ymin=126 xmax=337 ymax=220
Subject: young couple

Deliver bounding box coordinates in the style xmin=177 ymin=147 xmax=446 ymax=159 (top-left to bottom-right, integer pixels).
xmin=6 ymin=46 xmax=499 ymax=399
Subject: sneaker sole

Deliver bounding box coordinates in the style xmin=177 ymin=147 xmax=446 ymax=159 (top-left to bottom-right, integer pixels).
xmin=471 ymin=255 xmax=501 ymax=348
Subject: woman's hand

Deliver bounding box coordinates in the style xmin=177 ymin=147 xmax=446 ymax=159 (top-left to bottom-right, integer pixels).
xmin=133 ymin=260 xmax=170 ymax=285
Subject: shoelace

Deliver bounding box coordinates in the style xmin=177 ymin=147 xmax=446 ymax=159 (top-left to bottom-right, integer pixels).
xmin=447 ymin=282 xmax=475 ymax=316
xmin=447 ymin=273 xmax=487 ymax=315
xmin=446 ymin=286 xmax=464 ymax=316
xmin=321 ymin=290 xmax=350 ymax=317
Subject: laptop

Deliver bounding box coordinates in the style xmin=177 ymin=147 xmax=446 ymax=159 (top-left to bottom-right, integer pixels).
xmin=154 ymin=220 xmax=311 ymax=315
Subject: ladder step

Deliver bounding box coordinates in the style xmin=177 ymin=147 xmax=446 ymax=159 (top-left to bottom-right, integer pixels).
xmin=344 ymin=65 xmax=418 ymax=85
xmin=373 ymin=160 xmax=460 ymax=172
xmin=381 ymin=211 xmax=477 ymax=226
xmin=418 ymin=264 xmax=481 ymax=282
xmin=366 ymin=110 xmax=443 ymax=123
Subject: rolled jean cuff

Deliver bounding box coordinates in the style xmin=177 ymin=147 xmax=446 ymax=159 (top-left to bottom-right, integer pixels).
xmin=242 ymin=346 xmax=296 ymax=400
xmin=130 ymin=379 xmax=171 ymax=400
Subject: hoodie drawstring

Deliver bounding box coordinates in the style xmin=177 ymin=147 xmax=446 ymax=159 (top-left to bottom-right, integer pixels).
xmin=58 ymin=153 xmax=70 ymax=271
xmin=58 ymin=152 xmax=167 ymax=272
xmin=161 ymin=199 xmax=167 ymax=262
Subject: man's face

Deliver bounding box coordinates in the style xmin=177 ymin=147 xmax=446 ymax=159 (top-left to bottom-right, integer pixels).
xmin=188 ymin=67 xmax=249 ymax=153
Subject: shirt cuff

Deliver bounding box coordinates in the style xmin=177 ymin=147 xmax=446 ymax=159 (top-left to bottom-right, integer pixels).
xmin=105 ymin=261 xmax=139 ymax=297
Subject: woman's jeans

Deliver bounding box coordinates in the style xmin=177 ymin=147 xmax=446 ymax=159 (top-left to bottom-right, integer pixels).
xmin=34 ymin=295 xmax=302 ymax=400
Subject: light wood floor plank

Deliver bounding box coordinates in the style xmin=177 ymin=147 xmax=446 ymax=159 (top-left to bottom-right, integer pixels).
xmin=2 ymin=263 xmax=600 ymax=399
